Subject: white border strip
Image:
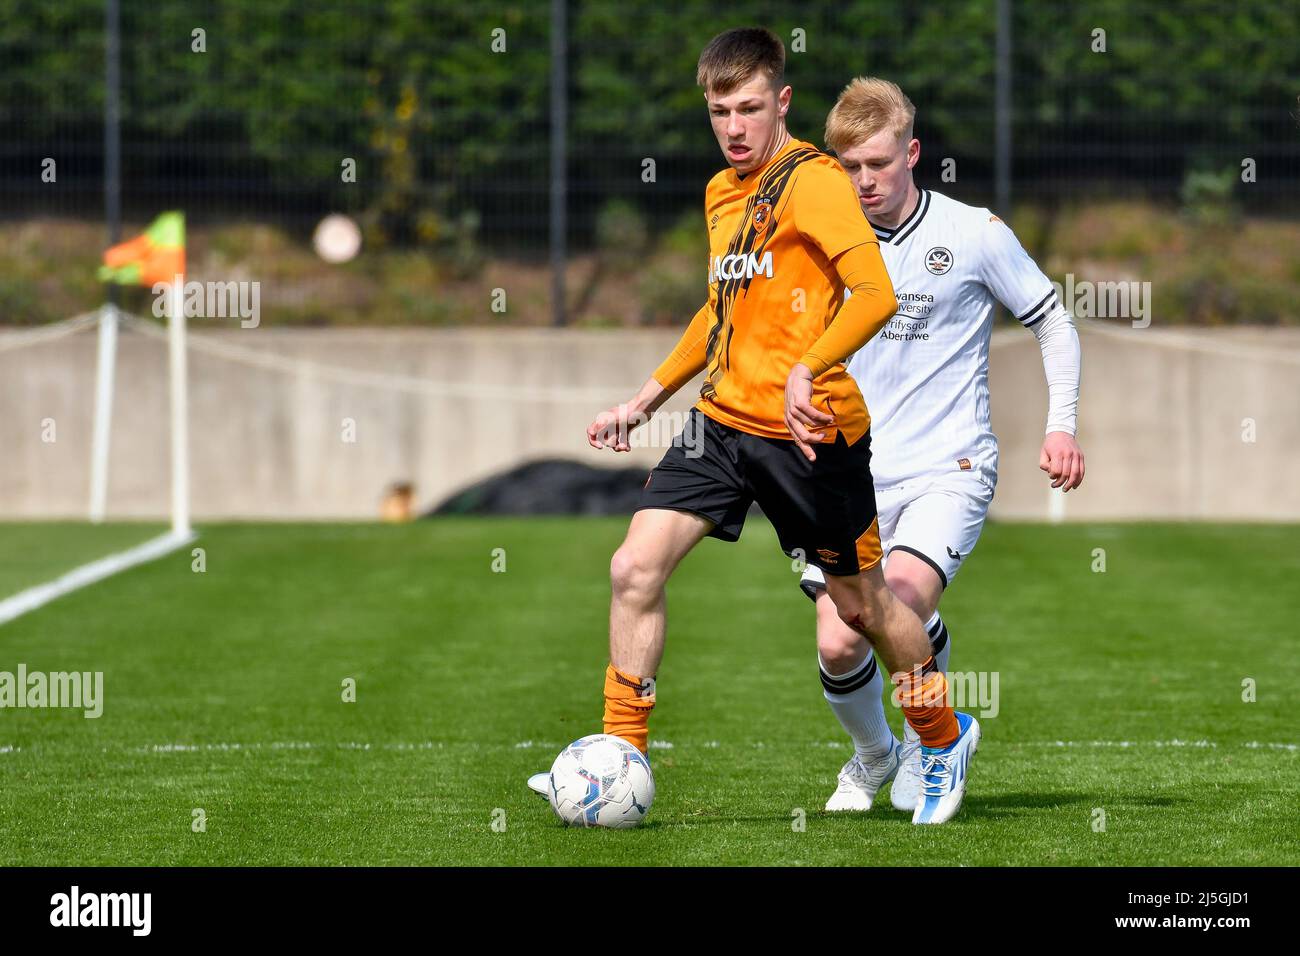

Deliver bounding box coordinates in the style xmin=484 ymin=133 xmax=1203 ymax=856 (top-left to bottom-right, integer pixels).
xmin=0 ymin=530 xmax=196 ymax=627
xmin=0 ymin=738 xmax=1294 ymax=756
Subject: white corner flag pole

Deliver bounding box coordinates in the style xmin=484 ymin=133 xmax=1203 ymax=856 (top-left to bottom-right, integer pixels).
xmin=88 ymin=302 xmax=119 ymax=523
xmin=167 ymin=278 xmax=191 ymax=538
xmin=0 ymin=276 xmax=194 ymax=628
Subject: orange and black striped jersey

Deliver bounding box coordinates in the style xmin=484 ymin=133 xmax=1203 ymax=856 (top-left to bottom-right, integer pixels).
xmin=653 ymin=137 xmax=895 ymax=445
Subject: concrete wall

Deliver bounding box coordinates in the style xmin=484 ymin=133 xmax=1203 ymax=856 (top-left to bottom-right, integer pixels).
xmin=2 ymin=323 xmax=1297 ymax=521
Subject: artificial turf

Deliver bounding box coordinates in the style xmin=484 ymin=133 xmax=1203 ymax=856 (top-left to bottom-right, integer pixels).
xmin=0 ymin=518 xmax=1296 ymax=865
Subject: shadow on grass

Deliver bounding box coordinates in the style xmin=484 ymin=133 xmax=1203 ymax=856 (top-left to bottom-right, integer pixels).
xmin=517 ymin=789 xmax=1190 ymax=833
xmin=960 ymin=790 xmax=1186 ymax=817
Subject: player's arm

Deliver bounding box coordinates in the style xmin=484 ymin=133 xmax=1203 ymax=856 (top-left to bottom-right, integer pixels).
xmin=587 ymin=301 xmax=711 ymax=452
xmin=797 ymin=242 xmax=896 ymax=377
xmin=783 ymin=163 xmax=897 ymax=460
xmin=785 ymin=243 xmax=896 ymax=459
xmin=981 ymin=215 xmax=1085 ymax=490
xmin=1030 ymin=305 xmax=1084 ymax=491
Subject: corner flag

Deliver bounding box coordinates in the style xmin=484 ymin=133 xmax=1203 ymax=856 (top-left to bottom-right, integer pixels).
xmin=98 ymin=211 xmax=185 ymax=286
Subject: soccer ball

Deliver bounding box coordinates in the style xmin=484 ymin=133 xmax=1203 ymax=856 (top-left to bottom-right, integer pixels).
xmin=546 ymin=734 xmax=655 ymax=828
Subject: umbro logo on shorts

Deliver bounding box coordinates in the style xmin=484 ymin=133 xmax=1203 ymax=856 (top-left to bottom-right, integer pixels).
xmin=816 ymin=548 xmax=840 ymax=562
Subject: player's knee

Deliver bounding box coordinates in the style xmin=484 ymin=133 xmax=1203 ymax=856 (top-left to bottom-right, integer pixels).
xmin=884 ymin=569 xmax=929 ymax=620
xmin=817 ymin=623 xmax=863 ymax=672
xmin=609 ymin=547 xmax=665 ymax=604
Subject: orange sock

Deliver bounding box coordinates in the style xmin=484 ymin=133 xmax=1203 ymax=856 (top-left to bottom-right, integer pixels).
xmin=893 ymin=656 xmax=959 ymax=749
xmin=603 ymin=663 xmax=655 ymax=753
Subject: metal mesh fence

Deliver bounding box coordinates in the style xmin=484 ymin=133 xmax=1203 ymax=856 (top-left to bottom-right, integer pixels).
xmin=1 ymin=0 xmax=1296 ymax=318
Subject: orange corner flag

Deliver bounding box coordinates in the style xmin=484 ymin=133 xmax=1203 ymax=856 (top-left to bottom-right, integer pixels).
xmin=98 ymin=211 xmax=185 ymax=286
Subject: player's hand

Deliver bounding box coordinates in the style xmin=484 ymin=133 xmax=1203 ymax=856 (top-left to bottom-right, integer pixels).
xmin=587 ymin=403 xmax=647 ymax=453
xmin=784 ymin=364 xmax=834 ymax=462
xmin=1040 ymin=431 xmax=1085 ymax=491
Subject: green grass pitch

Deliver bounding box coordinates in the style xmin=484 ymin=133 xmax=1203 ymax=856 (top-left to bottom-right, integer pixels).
xmin=0 ymin=518 xmax=1296 ymax=866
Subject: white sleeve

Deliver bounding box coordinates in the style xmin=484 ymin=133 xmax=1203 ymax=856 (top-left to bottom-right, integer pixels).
xmin=1029 ymin=303 xmax=1081 ymax=436
xmin=978 ymin=213 xmax=1059 ymax=327
xmin=977 ymin=212 xmax=1080 ymax=434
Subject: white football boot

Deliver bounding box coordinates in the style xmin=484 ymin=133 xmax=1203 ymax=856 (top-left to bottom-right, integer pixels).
xmin=890 ymin=722 xmax=923 ymax=812
xmin=527 ymin=772 xmax=550 ymax=798
xmin=824 ymin=740 xmax=902 ymax=812
xmin=911 ymin=712 xmax=981 ymax=825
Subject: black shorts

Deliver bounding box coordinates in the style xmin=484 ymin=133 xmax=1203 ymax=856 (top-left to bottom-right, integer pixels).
xmin=636 ymin=409 xmax=882 ymax=576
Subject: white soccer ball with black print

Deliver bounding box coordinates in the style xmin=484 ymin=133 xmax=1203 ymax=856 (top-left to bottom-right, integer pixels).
xmin=546 ymin=734 xmax=654 ymax=828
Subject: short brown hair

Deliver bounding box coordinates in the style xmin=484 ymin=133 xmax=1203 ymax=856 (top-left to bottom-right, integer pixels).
xmin=697 ymin=27 xmax=785 ymax=95
xmin=824 ymin=76 xmax=916 ymax=154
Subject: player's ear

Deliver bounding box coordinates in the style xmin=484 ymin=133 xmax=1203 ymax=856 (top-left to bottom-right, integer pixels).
xmin=778 ymin=84 xmax=792 ymax=115
xmin=906 ymin=138 xmax=920 ymax=169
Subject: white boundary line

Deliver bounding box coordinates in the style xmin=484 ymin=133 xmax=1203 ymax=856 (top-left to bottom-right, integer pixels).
xmin=4 ymin=738 xmax=1292 ymax=757
xmin=0 ymin=530 xmax=196 ymax=628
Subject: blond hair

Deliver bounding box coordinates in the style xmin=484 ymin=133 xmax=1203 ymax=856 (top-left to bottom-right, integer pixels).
xmin=696 ymin=27 xmax=785 ymax=95
xmin=824 ymin=77 xmax=915 ymax=154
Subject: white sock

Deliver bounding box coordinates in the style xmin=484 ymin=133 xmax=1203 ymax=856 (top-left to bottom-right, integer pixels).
xmin=924 ymin=611 xmax=952 ymax=675
xmin=819 ymin=652 xmax=896 ymax=761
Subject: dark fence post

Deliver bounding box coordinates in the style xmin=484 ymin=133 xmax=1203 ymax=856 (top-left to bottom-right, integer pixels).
xmin=995 ymin=0 xmax=1012 ymax=218
xmin=549 ymin=0 xmax=567 ymax=327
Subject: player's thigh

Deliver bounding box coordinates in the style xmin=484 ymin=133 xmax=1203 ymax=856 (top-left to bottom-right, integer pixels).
xmin=887 ymin=473 xmax=993 ymax=592
xmin=883 ymin=551 xmax=944 ymax=621
xmin=795 ymin=479 xmax=900 ymax=610
xmin=612 ymin=507 xmax=714 ymax=589
xmin=874 ymin=483 xmax=907 ymax=549
xmin=636 ymin=408 xmax=752 ymax=546
xmin=746 ymin=428 xmax=881 ymax=579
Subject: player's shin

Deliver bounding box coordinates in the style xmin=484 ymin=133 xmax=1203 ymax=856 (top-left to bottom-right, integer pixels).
xmin=820 ymin=651 xmax=895 ymax=760
xmin=602 ymin=663 xmax=656 ymax=754
xmin=893 ymin=656 xmax=959 ymax=749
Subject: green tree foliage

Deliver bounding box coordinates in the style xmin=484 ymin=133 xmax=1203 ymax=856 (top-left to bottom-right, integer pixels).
xmin=0 ymin=0 xmax=1294 ymax=237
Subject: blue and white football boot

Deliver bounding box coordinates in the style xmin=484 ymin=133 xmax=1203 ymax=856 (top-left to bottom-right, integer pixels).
xmin=911 ymin=711 xmax=980 ymax=825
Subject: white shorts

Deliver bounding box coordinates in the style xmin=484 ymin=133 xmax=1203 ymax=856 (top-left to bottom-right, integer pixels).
xmin=799 ymin=470 xmax=994 ymax=599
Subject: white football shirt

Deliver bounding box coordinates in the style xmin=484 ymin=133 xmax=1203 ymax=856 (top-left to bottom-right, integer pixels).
xmin=847 ymin=188 xmax=1058 ymax=488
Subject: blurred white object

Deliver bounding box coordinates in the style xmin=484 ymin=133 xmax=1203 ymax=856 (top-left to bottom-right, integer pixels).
xmin=313 ymin=214 xmax=362 ymax=263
